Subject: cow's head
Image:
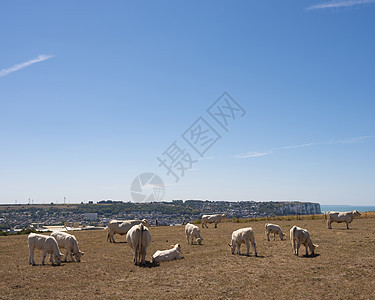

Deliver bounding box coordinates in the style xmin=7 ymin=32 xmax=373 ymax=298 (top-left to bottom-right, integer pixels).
xmin=280 ymin=232 xmax=286 ymax=240
xmin=222 ymin=214 xmax=226 ymax=219
xmin=172 ymin=244 xmax=181 ymax=252
xmin=141 ymin=219 xmax=150 ymax=226
xmin=197 ymin=238 xmax=203 ymax=245
xmin=228 ymin=242 xmax=235 ymax=254
xmin=353 ymin=210 xmax=361 ymax=217
xmin=309 ymin=242 xmax=318 ymax=255
xmin=55 ymin=252 xmax=63 ymax=265
xmin=74 ymin=251 xmax=85 ymax=262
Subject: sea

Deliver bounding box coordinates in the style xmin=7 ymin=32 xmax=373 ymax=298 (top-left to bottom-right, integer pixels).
xmin=320 ymin=205 xmax=375 ymax=213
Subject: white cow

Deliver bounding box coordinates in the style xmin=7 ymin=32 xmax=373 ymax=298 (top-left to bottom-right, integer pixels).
xmin=265 ymin=223 xmax=285 ymax=241
xmin=107 ymin=219 xmax=149 ymax=243
xmin=51 ymin=231 xmax=84 ymax=262
xmin=327 ymin=210 xmax=361 ymax=229
xmin=290 ymin=226 xmax=317 ymax=256
xmin=126 ymin=223 xmax=152 ymax=265
xmin=185 ymin=223 xmax=204 ymax=245
xmin=152 ymin=244 xmax=183 ymax=263
xmin=228 ymin=227 xmax=257 ymax=256
xmin=201 ymin=214 xmax=226 ymax=228
xmin=28 ymin=233 xmax=63 ymax=266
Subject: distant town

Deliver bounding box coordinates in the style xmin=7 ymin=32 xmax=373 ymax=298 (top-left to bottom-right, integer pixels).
xmin=0 ymin=200 xmax=321 ymax=233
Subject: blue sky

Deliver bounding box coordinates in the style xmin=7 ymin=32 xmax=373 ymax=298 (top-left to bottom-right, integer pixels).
xmin=0 ymin=1 xmax=374 ymax=205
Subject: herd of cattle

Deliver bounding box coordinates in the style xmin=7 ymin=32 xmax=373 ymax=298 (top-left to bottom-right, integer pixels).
xmin=27 ymin=210 xmax=361 ymax=266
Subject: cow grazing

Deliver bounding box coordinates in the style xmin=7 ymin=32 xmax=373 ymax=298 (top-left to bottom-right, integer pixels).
xmin=265 ymin=223 xmax=285 ymax=241
xmin=51 ymin=231 xmax=84 ymax=262
xmin=185 ymin=223 xmax=204 ymax=245
xmin=28 ymin=233 xmax=63 ymax=266
xmin=327 ymin=210 xmax=361 ymax=229
xmin=152 ymin=244 xmax=183 ymax=263
xmin=290 ymin=226 xmax=317 ymax=257
xmin=201 ymin=214 xmax=226 ymax=228
xmin=107 ymin=219 xmax=149 ymax=243
xmin=126 ymin=223 xmax=152 ymax=265
xmin=228 ymin=227 xmax=257 ymax=256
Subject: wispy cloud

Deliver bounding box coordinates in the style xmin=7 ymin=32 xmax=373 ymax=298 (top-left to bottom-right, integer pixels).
xmin=236 ymin=151 xmax=272 ymax=159
xmin=280 ymin=143 xmax=315 ymax=150
xmin=237 ymin=135 xmax=373 ymax=159
xmin=0 ymin=54 xmax=53 ymax=78
xmin=331 ymin=135 xmax=373 ymax=144
xmin=307 ymin=0 xmax=375 ymax=10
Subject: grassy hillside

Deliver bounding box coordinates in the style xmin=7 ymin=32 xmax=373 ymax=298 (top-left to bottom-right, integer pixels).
xmin=1 ymin=216 xmax=374 ymax=299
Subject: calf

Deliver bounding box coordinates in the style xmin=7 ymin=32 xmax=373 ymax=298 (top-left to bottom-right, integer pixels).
xmin=28 ymin=233 xmax=63 ymax=266
xmin=327 ymin=210 xmax=361 ymax=229
xmin=126 ymin=223 xmax=151 ymax=265
xmin=290 ymin=226 xmax=317 ymax=256
xmin=228 ymin=227 xmax=257 ymax=256
xmin=185 ymin=223 xmax=203 ymax=245
xmin=265 ymin=223 xmax=285 ymax=241
xmin=152 ymin=244 xmax=183 ymax=263
xmin=51 ymin=231 xmax=84 ymax=262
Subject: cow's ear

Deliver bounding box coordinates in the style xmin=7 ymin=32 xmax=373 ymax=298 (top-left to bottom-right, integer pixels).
xmin=80 ymin=251 xmax=85 ymax=255
xmin=228 ymin=243 xmax=231 ymax=247
xmin=314 ymin=244 xmax=319 ymax=248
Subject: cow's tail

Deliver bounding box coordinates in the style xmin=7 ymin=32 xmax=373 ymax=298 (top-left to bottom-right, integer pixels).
xmin=138 ymin=224 xmax=144 ymax=264
xmin=290 ymin=226 xmax=297 ymax=241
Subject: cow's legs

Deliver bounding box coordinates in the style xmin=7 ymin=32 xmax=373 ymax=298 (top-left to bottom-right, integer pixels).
xmin=305 ymin=245 xmax=309 ymax=256
xmin=214 ymin=222 xmax=217 ymax=228
xmin=252 ymin=242 xmax=257 ymax=257
xmin=266 ymin=231 xmax=270 ymax=241
xmin=328 ymin=220 xmax=332 ymax=229
xmin=68 ymin=249 xmax=75 ymax=262
xmin=186 ymin=233 xmax=190 ymax=244
xmin=42 ymin=250 xmax=47 ymax=265
xmin=296 ymin=241 xmax=300 ymax=256
xmin=245 ymin=241 xmax=250 ymax=256
xmin=29 ymin=247 xmax=35 ymax=265
xmin=141 ymin=246 xmax=146 ymax=265
xmin=346 ymin=221 xmax=349 ymax=229
xmin=273 ymin=233 xmax=276 ymax=241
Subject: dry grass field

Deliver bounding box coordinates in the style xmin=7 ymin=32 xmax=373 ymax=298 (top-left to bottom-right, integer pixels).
xmin=1 ymin=216 xmax=374 ymax=300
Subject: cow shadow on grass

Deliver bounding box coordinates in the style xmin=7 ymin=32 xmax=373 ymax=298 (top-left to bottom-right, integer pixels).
xmin=138 ymin=261 xmax=160 ymax=268
xmin=238 ymin=254 xmax=265 ymax=258
xmin=302 ymin=253 xmax=320 ymax=258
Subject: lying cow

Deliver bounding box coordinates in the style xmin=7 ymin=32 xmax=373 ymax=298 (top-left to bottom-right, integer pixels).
xmin=201 ymin=214 xmax=226 ymax=228
xmin=126 ymin=223 xmax=152 ymax=265
xmin=265 ymin=223 xmax=285 ymax=241
xmin=107 ymin=219 xmax=149 ymax=243
xmin=28 ymin=233 xmax=63 ymax=266
xmin=290 ymin=226 xmax=317 ymax=256
xmin=152 ymin=244 xmax=183 ymax=263
xmin=228 ymin=227 xmax=257 ymax=256
xmin=327 ymin=210 xmax=361 ymax=229
xmin=185 ymin=223 xmax=203 ymax=245
xmin=51 ymin=231 xmax=84 ymax=262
